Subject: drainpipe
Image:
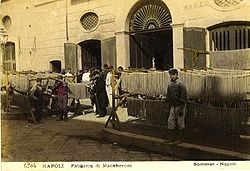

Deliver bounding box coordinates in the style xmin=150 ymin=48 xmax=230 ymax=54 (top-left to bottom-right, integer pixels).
xmin=65 ymin=0 xmax=69 ymax=41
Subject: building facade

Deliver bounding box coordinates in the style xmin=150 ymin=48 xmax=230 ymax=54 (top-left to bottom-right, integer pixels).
xmin=1 ymin=0 xmax=250 ymax=73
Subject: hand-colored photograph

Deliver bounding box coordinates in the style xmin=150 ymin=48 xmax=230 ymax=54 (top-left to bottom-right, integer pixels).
xmin=1 ymin=0 xmax=250 ymax=170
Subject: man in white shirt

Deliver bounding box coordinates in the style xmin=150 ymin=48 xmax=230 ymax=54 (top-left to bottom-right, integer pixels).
xmin=65 ymin=68 xmax=73 ymax=76
xmin=82 ymin=68 xmax=90 ymax=83
xmin=105 ymin=65 xmax=113 ymax=106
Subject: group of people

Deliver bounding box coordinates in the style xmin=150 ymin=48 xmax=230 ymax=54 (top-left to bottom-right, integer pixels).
xmin=28 ymin=65 xmax=188 ymax=144
xmin=29 ymin=74 xmax=71 ymax=123
xmin=80 ymin=64 xmax=124 ymax=118
xmin=29 ymin=64 xmax=124 ymax=123
xmin=79 ymin=66 xmax=188 ymax=144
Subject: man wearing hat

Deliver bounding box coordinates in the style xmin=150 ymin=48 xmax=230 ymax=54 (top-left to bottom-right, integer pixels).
xmin=165 ymin=68 xmax=188 ymax=143
xmin=93 ymin=70 xmax=109 ymax=117
xmin=29 ymin=78 xmax=45 ymax=123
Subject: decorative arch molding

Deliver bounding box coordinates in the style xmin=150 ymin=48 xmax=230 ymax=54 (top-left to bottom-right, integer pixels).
xmin=125 ymin=0 xmax=174 ymax=70
xmin=77 ymin=33 xmax=102 ymax=45
xmin=127 ymin=0 xmax=172 ymax=32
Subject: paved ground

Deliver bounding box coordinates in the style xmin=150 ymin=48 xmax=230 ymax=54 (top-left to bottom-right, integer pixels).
xmin=2 ymin=99 xmax=249 ymax=161
xmin=1 ymin=111 xmax=177 ymax=162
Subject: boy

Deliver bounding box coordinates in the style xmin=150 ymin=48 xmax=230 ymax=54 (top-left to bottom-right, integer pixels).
xmin=166 ymin=68 xmax=188 ymax=143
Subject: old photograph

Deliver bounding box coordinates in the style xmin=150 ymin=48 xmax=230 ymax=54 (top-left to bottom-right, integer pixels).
xmin=1 ymin=0 xmax=250 ymax=170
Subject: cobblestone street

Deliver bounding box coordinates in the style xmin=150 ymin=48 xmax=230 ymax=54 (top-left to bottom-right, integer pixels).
xmin=1 ymin=112 xmax=176 ymax=162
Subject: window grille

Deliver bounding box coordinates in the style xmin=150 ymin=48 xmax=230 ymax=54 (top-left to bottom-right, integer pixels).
xmin=210 ymin=25 xmax=250 ymax=51
xmin=129 ymin=4 xmax=172 ymax=31
xmin=214 ymin=0 xmax=243 ymax=7
xmin=80 ymin=12 xmax=99 ymax=31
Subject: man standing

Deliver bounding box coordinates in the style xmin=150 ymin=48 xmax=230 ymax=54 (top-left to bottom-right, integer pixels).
xmin=93 ymin=70 xmax=109 ymax=117
xmin=102 ymin=64 xmax=109 ymax=80
xmin=29 ymin=78 xmax=46 ymax=123
xmin=55 ymin=75 xmax=70 ymax=121
xmin=165 ymin=69 xmax=188 ymax=143
xmin=105 ymin=65 xmax=113 ymax=106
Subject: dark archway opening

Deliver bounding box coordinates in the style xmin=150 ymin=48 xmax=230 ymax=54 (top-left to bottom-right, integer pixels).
xmin=128 ymin=1 xmax=173 ymax=70
xmin=78 ymin=40 xmax=101 ymax=69
xmin=129 ymin=29 xmax=173 ymax=70
xmin=50 ymin=60 xmax=61 ymax=73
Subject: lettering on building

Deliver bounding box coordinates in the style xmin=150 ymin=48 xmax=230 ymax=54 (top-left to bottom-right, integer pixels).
xmin=184 ymin=0 xmax=210 ymax=11
xmin=100 ymin=16 xmax=115 ymax=25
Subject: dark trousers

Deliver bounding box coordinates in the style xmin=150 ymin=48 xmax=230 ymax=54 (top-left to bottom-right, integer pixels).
xmin=58 ymin=95 xmax=68 ymax=119
xmin=34 ymin=101 xmax=43 ymax=122
xmin=99 ymin=107 xmax=107 ymax=116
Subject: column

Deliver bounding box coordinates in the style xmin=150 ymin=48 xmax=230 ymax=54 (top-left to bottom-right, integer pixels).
xmin=172 ymin=23 xmax=184 ymax=69
xmin=115 ymin=32 xmax=130 ymax=69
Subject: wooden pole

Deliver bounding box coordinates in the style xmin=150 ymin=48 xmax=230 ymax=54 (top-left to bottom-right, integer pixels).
xmin=111 ymin=70 xmax=115 ymax=113
xmin=104 ymin=69 xmax=121 ymax=128
xmin=111 ymin=69 xmax=116 ymax=127
xmin=27 ymin=78 xmax=36 ymax=123
xmin=4 ymin=72 xmax=10 ymax=112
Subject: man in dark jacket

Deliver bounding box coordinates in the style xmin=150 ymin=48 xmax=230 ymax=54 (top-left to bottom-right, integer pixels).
xmin=29 ymin=78 xmax=45 ymax=123
xmin=93 ymin=70 xmax=109 ymax=117
xmin=102 ymin=64 xmax=109 ymax=80
xmin=166 ymin=68 xmax=188 ymax=143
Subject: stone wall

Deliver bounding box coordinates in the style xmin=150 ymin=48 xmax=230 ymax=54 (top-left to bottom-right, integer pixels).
xmin=1 ymin=0 xmax=250 ymax=71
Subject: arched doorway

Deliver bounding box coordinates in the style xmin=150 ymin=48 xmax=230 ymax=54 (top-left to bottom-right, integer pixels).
xmin=50 ymin=60 xmax=61 ymax=73
xmin=128 ymin=0 xmax=173 ymax=70
xmin=78 ymin=40 xmax=101 ymax=69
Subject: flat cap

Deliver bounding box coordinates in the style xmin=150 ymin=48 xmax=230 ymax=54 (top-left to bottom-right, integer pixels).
xmin=168 ymin=68 xmax=178 ymax=75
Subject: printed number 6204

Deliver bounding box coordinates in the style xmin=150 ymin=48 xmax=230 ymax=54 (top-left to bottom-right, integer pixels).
xmin=24 ymin=162 xmax=36 ymax=168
